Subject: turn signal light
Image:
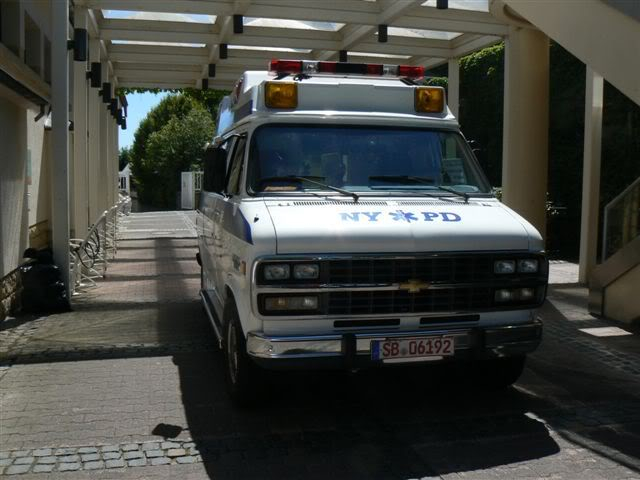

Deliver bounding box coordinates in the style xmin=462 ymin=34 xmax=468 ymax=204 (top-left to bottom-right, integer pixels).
xmin=415 ymin=86 xmax=445 ymax=113
xmin=264 ymin=81 xmax=298 ymax=108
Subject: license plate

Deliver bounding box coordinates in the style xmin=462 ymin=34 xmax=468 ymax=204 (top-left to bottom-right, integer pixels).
xmin=372 ymin=336 xmax=455 ymax=361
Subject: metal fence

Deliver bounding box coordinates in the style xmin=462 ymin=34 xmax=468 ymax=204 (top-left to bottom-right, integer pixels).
xmin=69 ymin=195 xmax=131 ymax=295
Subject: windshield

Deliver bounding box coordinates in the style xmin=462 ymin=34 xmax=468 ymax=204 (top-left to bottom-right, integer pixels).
xmin=247 ymin=125 xmax=492 ymax=195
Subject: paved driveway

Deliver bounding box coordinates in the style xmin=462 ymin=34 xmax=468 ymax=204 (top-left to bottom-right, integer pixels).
xmin=1 ymin=212 xmax=638 ymax=479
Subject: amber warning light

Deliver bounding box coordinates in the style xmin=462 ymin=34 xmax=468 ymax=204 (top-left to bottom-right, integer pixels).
xmin=269 ymin=59 xmax=425 ymax=79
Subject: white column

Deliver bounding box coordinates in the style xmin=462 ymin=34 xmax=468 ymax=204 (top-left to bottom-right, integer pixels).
xmin=501 ymin=26 xmax=550 ymax=239
xmin=98 ymin=66 xmax=109 ymax=213
xmin=51 ymin=0 xmax=70 ymax=294
xmin=578 ymin=67 xmax=604 ymax=284
xmin=72 ymin=6 xmax=89 ymax=237
xmin=447 ymin=58 xmax=460 ymax=119
xmin=87 ymin=38 xmax=101 ymax=223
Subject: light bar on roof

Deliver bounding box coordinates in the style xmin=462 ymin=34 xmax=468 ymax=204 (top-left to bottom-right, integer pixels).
xmin=268 ymin=59 xmax=425 ymax=79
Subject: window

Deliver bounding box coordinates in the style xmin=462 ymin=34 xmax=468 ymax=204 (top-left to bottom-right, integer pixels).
xmin=225 ymin=136 xmax=246 ymax=195
xmin=247 ymin=125 xmax=491 ymax=196
xmin=202 ymin=139 xmax=231 ymax=193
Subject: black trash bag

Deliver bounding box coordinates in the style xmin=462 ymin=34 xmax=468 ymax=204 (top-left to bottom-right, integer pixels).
xmin=20 ymin=248 xmax=71 ymax=314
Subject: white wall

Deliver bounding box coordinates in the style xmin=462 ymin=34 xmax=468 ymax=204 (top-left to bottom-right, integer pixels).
xmin=0 ymin=95 xmax=29 ymax=277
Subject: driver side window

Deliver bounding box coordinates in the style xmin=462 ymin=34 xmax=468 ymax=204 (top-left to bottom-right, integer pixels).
xmin=225 ymin=137 xmax=247 ymax=195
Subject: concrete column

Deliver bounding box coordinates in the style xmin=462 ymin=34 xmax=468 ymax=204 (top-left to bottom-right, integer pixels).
xmin=578 ymin=67 xmax=604 ymax=284
xmin=51 ymin=0 xmax=70 ymax=294
xmin=87 ymin=38 xmax=101 ymax=223
xmin=501 ymin=26 xmax=550 ymax=239
xmin=447 ymin=58 xmax=460 ymax=119
xmin=72 ymin=6 xmax=89 ymax=238
xmin=98 ymin=66 xmax=110 ymax=213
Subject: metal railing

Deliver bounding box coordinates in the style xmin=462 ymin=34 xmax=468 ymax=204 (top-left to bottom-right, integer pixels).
xmin=69 ymin=195 xmax=131 ymax=294
xmin=602 ymin=176 xmax=640 ymax=260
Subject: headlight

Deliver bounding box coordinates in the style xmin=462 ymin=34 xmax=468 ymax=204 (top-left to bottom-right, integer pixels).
xmin=494 ymin=260 xmax=516 ymax=274
xmin=264 ymin=264 xmax=290 ymax=280
xmin=264 ymin=296 xmax=318 ymax=311
xmin=293 ymin=264 xmax=319 ymax=279
xmin=518 ymin=259 xmax=539 ymax=273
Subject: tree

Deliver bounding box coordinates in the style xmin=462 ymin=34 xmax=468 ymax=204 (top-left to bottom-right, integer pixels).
xmin=129 ymin=94 xmax=216 ymax=207
xmin=142 ymin=106 xmax=215 ymax=207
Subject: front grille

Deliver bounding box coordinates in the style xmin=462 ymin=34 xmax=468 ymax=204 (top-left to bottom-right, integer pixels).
xmin=325 ymin=256 xmax=495 ymax=284
xmin=327 ymin=287 xmax=493 ymax=315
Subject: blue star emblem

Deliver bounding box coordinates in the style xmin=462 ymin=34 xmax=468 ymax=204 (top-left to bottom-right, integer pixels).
xmin=390 ymin=210 xmax=418 ymax=223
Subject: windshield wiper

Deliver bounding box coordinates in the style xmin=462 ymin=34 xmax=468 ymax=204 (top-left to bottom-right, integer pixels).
xmin=369 ymin=175 xmax=434 ymax=185
xmin=259 ymin=176 xmax=359 ymax=202
xmin=369 ymin=175 xmax=469 ymax=203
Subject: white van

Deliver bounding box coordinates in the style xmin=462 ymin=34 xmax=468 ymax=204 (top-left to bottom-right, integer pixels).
xmin=197 ymin=60 xmax=547 ymax=404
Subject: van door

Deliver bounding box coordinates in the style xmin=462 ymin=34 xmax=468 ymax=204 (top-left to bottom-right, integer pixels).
xmin=215 ymin=135 xmax=248 ymax=304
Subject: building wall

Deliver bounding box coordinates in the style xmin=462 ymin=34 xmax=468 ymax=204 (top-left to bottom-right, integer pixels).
xmin=0 ymin=94 xmax=29 ymax=278
xmin=604 ymin=263 xmax=640 ymax=324
xmin=26 ymin=107 xmax=51 ymax=249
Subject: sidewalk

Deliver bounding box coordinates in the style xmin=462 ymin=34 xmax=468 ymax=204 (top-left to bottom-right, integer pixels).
xmin=1 ymin=213 xmax=639 ymax=479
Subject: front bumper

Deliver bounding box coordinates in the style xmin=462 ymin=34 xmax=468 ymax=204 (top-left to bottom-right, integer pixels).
xmin=246 ymin=319 xmax=542 ymax=369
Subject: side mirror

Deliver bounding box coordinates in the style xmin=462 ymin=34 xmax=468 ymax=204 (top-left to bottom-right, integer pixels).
xmin=203 ymin=145 xmax=227 ymax=193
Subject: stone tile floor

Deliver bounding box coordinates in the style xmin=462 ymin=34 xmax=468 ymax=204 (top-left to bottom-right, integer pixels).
xmin=0 ymin=212 xmax=638 ymax=479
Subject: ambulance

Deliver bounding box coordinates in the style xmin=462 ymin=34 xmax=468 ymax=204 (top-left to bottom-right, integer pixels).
xmin=197 ymin=59 xmax=547 ymax=404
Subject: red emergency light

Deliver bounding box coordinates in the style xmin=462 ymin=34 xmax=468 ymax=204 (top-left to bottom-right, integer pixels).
xmin=268 ymin=59 xmax=425 ymax=79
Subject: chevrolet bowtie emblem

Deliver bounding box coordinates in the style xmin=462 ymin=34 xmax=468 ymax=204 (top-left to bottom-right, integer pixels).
xmin=399 ymin=279 xmax=431 ymax=293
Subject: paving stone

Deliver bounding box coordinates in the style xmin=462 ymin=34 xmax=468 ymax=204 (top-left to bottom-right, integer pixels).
xmin=167 ymin=448 xmax=186 ymax=458
xmin=10 ymin=450 xmax=30 ymax=458
xmin=32 ymin=464 xmax=55 ymax=473
xmin=161 ymin=441 xmax=181 ymax=449
xmin=100 ymin=445 xmax=120 ymax=453
xmin=127 ymin=458 xmax=147 ymax=467
xmin=177 ymin=455 xmax=197 ymax=464
xmin=78 ymin=447 xmax=98 ymax=454
xmin=5 ymin=464 xmax=31 ymax=475
xmin=122 ymin=443 xmax=139 ymax=452
xmin=123 ymin=451 xmax=143 ymax=460
xmin=36 ymin=456 xmax=56 ymax=464
xmin=32 ymin=449 xmax=52 ymax=457
xmin=150 ymin=457 xmax=171 ymax=466
xmin=13 ymin=457 xmax=34 ymax=465
xmin=0 ymin=459 xmax=13 ymax=467
xmin=144 ymin=450 xmax=164 ymax=458
xmin=182 ymin=442 xmax=196 ymax=449
xmin=141 ymin=442 xmax=160 ymax=451
xmin=103 ymin=452 xmax=122 ymax=460
xmin=81 ymin=453 xmax=101 ymax=462
xmin=84 ymin=461 xmax=105 ymax=470
xmin=188 ymin=447 xmax=200 ymax=455
xmin=59 ymin=454 xmax=80 ymax=463
xmin=105 ymin=459 xmax=126 ymax=469
xmin=54 ymin=448 xmax=76 ymax=456
xmin=59 ymin=462 xmax=81 ymax=472
xmin=0 ymin=452 xmax=10 ymax=460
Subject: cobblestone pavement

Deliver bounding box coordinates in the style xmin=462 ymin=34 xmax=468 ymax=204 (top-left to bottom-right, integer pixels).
xmin=1 ymin=212 xmax=639 ymax=479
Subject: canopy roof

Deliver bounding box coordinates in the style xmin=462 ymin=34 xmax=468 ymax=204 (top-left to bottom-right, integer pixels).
xmin=76 ymin=0 xmax=507 ymax=90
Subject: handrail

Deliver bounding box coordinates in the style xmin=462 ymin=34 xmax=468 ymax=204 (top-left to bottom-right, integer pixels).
xmin=602 ymin=176 xmax=640 ymax=261
xmin=69 ymin=195 xmax=131 ymax=295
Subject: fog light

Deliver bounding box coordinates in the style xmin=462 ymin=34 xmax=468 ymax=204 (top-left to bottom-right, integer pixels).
xmin=494 ymin=260 xmax=516 ymax=274
xmin=519 ymin=287 xmax=535 ymax=300
xmin=518 ymin=259 xmax=539 ymax=273
xmin=264 ymin=296 xmax=318 ymax=311
xmin=495 ymin=289 xmax=515 ymax=302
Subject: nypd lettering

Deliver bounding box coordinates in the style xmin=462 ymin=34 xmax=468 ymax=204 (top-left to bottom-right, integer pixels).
xmin=340 ymin=210 xmax=461 ymax=223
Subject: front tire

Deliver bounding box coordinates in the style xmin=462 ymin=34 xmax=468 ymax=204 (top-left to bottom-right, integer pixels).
xmin=223 ymin=301 xmax=261 ymax=406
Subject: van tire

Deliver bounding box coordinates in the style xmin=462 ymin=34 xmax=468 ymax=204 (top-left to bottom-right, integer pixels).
xmin=474 ymin=355 xmax=526 ymax=390
xmin=223 ymin=301 xmax=261 ymax=406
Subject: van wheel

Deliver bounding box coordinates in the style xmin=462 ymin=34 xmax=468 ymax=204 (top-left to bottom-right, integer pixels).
xmin=474 ymin=355 xmax=526 ymax=390
xmin=223 ymin=302 xmax=261 ymax=406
